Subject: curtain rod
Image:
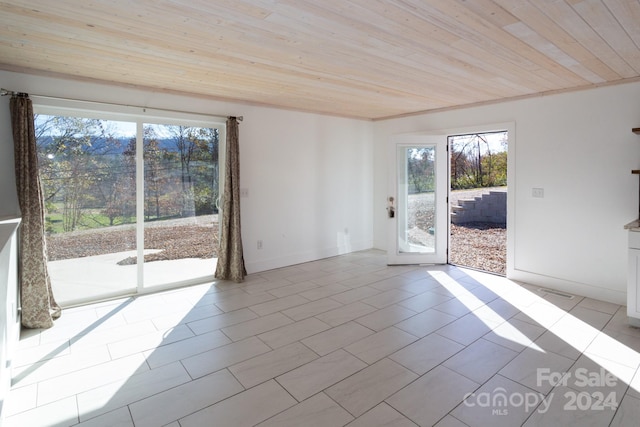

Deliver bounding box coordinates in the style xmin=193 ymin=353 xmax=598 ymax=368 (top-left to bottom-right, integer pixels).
xmin=1 ymin=88 xmax=28 ymax=97
xmin=0 ymin=87 xmax=243 ymax=121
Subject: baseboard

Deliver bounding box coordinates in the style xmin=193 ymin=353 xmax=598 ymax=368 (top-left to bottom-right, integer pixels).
xmin=245 ymin=239 xmax=374 ymax=274
xmin=509 ymin=268 xmax=626 ymax=306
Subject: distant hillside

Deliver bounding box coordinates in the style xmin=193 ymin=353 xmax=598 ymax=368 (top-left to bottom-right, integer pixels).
xmin=37 ymin=136 xmax=184 ymax=154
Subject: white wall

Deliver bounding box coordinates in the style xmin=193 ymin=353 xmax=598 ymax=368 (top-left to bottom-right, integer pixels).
xmin=374 ymin=82 xmax=640 ymax=304
xmin=241 ymin=108 xmax=374 ymax=272
xmin=0 ymin=69 xmax=374 ymax=274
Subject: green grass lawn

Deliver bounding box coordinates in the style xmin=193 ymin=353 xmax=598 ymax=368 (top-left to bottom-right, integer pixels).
xmin=46 ymin=210 xmax=135 ymax=234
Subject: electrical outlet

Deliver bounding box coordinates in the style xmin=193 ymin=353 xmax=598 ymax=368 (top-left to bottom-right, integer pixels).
xmin=240 ymin=188 xmax=249 ymax=197
xmin=532 ymin=188 xmax=544 ymax=198
xmin=257 ymin=240 xmax=263 ymax=250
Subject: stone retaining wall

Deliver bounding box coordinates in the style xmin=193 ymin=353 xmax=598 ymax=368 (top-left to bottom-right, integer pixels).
xmin=451 ymin=191 xmax=506 ymax=225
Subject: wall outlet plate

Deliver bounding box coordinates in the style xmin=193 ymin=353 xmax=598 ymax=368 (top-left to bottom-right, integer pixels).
xmin=532 ymin=188 xmax=544 ymax=198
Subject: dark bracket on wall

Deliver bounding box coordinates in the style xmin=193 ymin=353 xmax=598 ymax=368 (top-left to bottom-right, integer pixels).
xmin=633 ymin=128 xmax=640 ymax=219
xmin=632 ymin=170 xmax=640 ymax=212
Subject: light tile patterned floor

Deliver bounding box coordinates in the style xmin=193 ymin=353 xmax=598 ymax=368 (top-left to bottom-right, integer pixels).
xmin=5 ymin=250 xmax=640 ymax=426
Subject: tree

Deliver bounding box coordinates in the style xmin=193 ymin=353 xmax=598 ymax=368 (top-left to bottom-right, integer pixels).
xmin=165 ymin=125 xmax=194 ymax=216
xmin=164 ymin=125 xmax=219 ymax=217
xmin=450 ymin=132 xmax=507 ymax=190
xmin=36 ymin=115 xmax=128 ymax=231
xmin=191 ymin=127 xmax=219 ymax=215
xmin=97 ymin=137 xmax=136 ymax=226
xmin=482 ymin=150 xmax=507 ymax=187
xmin=142 ymin=127 xmax=173 ymax=220
xmin=407 ymin=148 xmax=434 ymax=194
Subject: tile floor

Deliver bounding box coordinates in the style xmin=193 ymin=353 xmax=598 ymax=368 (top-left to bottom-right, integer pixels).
xmin=4 ymin=250 xmax=640 ymax=426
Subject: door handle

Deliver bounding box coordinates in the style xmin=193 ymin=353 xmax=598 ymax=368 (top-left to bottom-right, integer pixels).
xmin=387 ymin=196 xmax=395 ymax=218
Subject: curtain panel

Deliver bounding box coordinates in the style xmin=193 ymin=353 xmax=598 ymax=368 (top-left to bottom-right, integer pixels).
xmin=10 ymin=94 xmax=61 ymax=328
xmin=214 ymin=116 xmax=247 ymax=282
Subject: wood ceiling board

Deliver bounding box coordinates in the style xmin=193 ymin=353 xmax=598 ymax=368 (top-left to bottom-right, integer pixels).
xmin=499 ymin=1 xmax=621 ymax=81
xmin=533 ymin=0 xmax=637 ymax=78
xmin=0 ymin=0 xmax=639 ymax=119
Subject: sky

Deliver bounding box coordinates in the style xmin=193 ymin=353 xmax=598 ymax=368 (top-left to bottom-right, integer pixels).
xmin=449 ymin=131 xmax=507 ymax=154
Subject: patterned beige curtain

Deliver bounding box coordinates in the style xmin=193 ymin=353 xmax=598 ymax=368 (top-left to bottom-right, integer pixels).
xmin=10 ymin=94 xmax=61 ymax=328
xmin=215 ymin=117 xmax=247 ymax=282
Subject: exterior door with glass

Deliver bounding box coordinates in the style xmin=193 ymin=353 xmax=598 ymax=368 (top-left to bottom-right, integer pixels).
xmin=388 ymin=134 xmax=448 ymax=265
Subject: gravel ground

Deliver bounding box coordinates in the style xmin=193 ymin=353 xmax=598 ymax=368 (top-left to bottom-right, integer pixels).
xmin=449 ymin=222 xmax=506 ymax=275
xmin=47 ymin=224 xmax=218 ymax=264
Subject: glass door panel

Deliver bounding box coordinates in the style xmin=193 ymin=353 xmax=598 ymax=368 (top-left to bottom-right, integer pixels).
xmin=141 ymin=123 xmax=220 ymax=288
xmin=36 ymin=115 xmax=137 ymax=305
xmin=396 ymin=145 xmax=436 ymax=254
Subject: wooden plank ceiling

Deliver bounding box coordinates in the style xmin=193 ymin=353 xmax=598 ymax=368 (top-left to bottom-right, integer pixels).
xmin=0 ymin=0 xmax=639 ymax=120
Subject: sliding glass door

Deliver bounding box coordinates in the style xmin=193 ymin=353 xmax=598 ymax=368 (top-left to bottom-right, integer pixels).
xmin=34 ymin=107 xmax=223 ymax=306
